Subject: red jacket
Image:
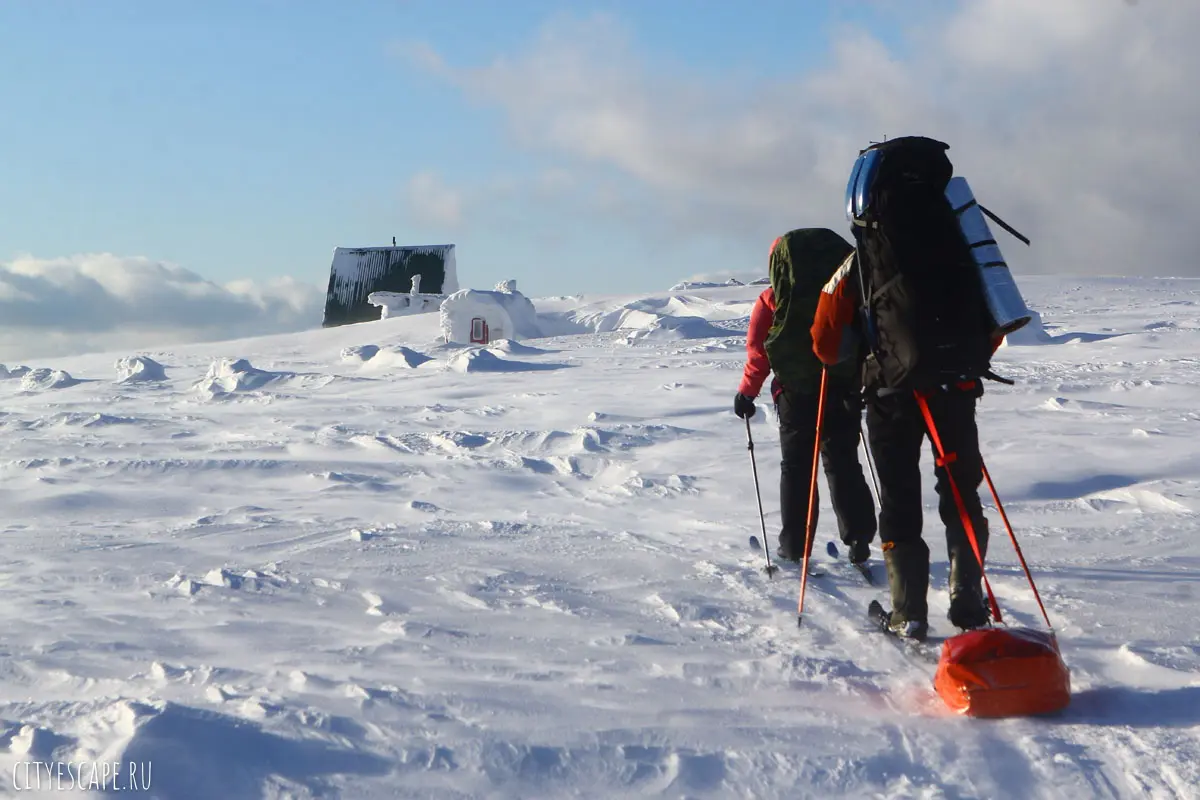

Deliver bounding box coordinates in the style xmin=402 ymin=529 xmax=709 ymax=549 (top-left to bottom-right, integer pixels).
xmin=738 ymin=288 xmax=776 ymax=397
xmin=811 ymin=261 xmax=1005 ymax=370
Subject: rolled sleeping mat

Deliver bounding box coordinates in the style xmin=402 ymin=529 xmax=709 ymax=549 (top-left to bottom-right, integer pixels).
xmin=945 ymin=177 xmax=1032 ymax=336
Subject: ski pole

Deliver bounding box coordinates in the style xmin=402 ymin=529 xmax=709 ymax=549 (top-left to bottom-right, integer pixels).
xmin=798 ymin=367 xmax=829 ymax=626
xmin=859 ymin=418 xmax=880 ymax=503
xmin=981 ymin=458 xmax=1055 ymax=631
xmin=745 ymin=415 xmax=779 ymax=578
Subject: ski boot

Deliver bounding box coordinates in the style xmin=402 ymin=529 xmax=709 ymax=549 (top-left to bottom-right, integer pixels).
xmin=947 ymin=521 xmax=991 ymax=630
xmin=883 ymin=539 xmax=931 ymax=640
xmin=848 ymin=538 xmax=871 ymax=565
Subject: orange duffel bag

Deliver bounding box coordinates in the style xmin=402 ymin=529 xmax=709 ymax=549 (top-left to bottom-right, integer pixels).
xmin=934 ymin=627 xmax=1071 ymax=717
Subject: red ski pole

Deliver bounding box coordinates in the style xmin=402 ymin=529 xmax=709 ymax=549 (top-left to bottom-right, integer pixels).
xmin=981 ymin=459 xmax=1056 ymax=631
xmin=797 ymin=367 xmax=828 ymax=626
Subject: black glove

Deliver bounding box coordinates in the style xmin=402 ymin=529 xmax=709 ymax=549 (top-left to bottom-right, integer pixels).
xmin=734 ymin=392 xmax=756 ymax=419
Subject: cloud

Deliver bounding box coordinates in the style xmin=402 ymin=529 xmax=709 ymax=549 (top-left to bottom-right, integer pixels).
xmin=0 ymin=254 xmax=324 ymax=361
xmin=404 ymin=171 xmax=465 ymax=228
xmin=403 ymin=2 xmax=1200 ymax=277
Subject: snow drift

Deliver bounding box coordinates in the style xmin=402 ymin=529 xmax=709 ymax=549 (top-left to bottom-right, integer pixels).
xmin=115 ymin=356 xmax=168 ymax=383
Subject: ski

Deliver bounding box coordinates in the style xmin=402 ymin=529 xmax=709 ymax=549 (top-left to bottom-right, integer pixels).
xmin=825 ymin=541 xmax=877 ymax=585
xmin=852 ymin=562 xmax=876 ymax=585
xmin=867 ymin=600 xmax=940 ymax=664
xmin=749 ymin=536 xmax=824 ymax=577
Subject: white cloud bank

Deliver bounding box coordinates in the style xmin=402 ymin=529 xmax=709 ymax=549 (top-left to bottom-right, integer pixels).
xmin=0 ymin=254 xmax=324 ymax=361
xmin=401 ymin=1 xmax=1200 ymax=277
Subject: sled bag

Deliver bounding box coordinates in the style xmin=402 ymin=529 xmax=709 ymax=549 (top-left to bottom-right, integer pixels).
xmin=934 ymin=627 xmax=1071 ymax=717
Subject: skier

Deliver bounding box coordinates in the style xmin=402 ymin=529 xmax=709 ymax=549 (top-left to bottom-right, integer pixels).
xmin=811 ymin=136 xmax=1003 ymax=640
xmin=734 ymin=228 xmax=877 ymax=566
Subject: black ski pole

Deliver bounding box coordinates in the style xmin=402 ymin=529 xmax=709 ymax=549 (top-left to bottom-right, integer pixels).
xmin=745 ymin=415 xmax=779 ymax=578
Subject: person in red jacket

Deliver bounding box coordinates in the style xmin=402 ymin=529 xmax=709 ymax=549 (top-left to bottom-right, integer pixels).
xmin=811 ymin=257 xmax=1003 ymax=637
xmin=735 ymin=274 xmax=876 ymax=567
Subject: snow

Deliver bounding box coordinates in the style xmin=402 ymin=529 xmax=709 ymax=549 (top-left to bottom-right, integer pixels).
xmin=19 ymin=366 xmax=80 ymax=391
xmin=115 ymin=356 xmax=168 ymax=383
xmin=366 ymin=291 xmax=443 ymax=320
xmin=1 ymin=275 xmax=1198 ymax=798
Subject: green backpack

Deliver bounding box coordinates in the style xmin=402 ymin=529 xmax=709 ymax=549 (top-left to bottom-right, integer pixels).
xmin=764 ymin=227 xmax=859 ymax=394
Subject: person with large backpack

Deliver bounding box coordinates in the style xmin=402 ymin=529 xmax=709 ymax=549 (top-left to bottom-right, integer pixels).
xmin=735 ymin=228 xmax=877 ymax=565
xmin=811 ymin=137 xmax=1006 ymax=641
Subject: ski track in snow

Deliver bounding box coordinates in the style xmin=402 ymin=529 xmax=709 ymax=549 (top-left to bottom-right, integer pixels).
xmin=0 ymin=277 xmax=1197 ymax=798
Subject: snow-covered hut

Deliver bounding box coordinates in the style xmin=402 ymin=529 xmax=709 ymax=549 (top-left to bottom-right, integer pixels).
xmin=439 ymin=280 xmax=540 ymax=344
xmin=322 ymin=244 xmax=458 ymax=327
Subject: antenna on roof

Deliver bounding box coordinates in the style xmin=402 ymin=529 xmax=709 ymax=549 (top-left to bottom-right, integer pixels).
xmin=392 ymin=236 xmax=397 ymax=246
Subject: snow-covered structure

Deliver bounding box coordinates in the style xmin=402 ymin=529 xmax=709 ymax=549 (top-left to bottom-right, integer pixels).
xmin=322 ymin=244 xmax=458 ymax=327
xmin=439 ymin=280 xmax=541 ymax=345
xmin=367 ymin=274 xmax=445 ymax=320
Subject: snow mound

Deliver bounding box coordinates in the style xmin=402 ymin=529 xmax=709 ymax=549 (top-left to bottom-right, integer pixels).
xmin=365 ymin=345 xmax=434 ymax=369
xmin=669 ymin=277 xmax=748 ymax=290
xmin=104 ymin=700 xmax=390 ymax=797
xmin=1080 ymin=487 xmax=1193 ymax=514
xmin=0 ymin=364 xmax=32 ymax=380
xmin=624 ymin=315 xmax=735 ymax=344
xmin=1000 ymin=307 xmax=1120 ymax=347
xmin=487 ymin=339 xmax=556 ymax=356
xmin=193 ymin=358 xmax=288 ymax=397
xmin=1001 ymin=307 xmax=1052 ymax=345
xmin=548 ymin=295 xmax=750 ymax=343
xmin=340 ymin=345 xmax=380 ymax=363
xmin=445 ymin=349 xmax=569 ymax=374
xmin=20 ymin=368 xmax=80 ymax=391
xmin=115 ymin=356 xmax=168 ymax=383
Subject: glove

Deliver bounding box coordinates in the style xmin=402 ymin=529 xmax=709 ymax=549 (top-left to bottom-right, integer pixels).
xmin=734 ymin=392 xmax=757 ymax=419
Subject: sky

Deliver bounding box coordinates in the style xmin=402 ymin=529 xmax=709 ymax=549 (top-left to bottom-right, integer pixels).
xmin=1 ymin=0 xmax=1196 ymax=360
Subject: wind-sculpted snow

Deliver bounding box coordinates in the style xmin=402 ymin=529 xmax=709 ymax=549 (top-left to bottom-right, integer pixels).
xmin=0 ymin=276 xmax=1198 ymax=798
xmin=116 ymin=355 xmax=168 ymax=383
xmin=17 ymin=367 xmax=80 ymax=391
xmin=444 ymin=348 xmax=571 ymax=374
xmin=536 ymin=291 xmax=754 ymax=343
xmin=362 ymin=345 xmax=435 ymax=369
xmin=0 ymin=364 xmax=31 ymax=379
xmin=192 ymin=357 xmax=338 ymax=399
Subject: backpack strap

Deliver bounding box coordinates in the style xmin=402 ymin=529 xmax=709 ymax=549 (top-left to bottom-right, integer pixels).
xmin=983 ymin=368 xmax=1015 ymax=386
xmin=978 ymin=205 xmax=1031 ymax=247
xmin=852 ymin=249 xmax=879 ymax=355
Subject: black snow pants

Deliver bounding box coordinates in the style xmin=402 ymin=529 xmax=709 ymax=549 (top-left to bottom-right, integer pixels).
xmin=775 ymin=379 xmax=877 ymax=558
xmin=865 ymin=383 xmax=990 ymax=623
